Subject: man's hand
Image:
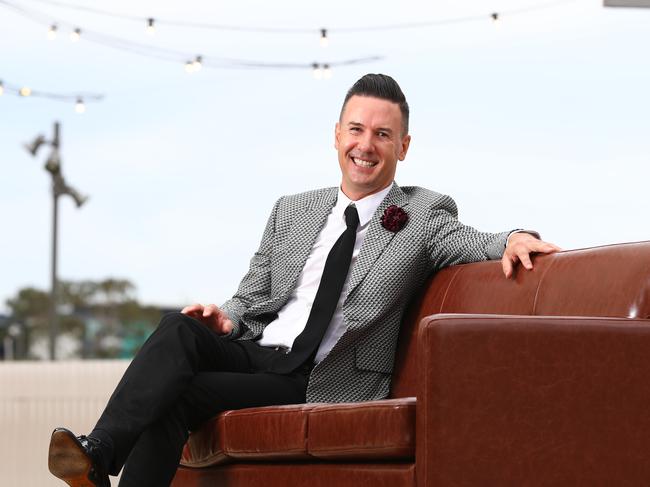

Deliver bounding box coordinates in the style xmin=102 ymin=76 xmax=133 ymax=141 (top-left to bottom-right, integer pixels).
xmin=502 ymin=232 xmax=561 ymax=279
xmin=181 ymin=303 xmax=234 ymax=335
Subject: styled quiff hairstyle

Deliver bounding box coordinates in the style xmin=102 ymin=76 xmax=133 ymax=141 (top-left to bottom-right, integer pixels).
xmin=340 ymin=73 xmax=410 ymax=135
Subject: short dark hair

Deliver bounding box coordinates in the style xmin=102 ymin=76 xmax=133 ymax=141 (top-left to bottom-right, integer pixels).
xmin=340 ymin=73 xmax=410 ymax=135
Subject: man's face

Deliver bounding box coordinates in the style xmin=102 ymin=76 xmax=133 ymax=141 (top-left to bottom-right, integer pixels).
xmin=335 ymin=95 xmax=411 ymax=200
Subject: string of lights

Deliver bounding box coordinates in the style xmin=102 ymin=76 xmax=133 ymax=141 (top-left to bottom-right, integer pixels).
xmin=0 ymin=0 xmax=383 ymax=75
xmin=330 ymin=0 xmax=577 ymax=32
xmin=0 ymin=79 xmax=104 ymax=113
xmin=0 ymin=0 xmax=577 ymax=112
xmin=20 ymin=0 xmax=576 ymax=35
xmin=21 ymin=0 xmax=316 ymax=33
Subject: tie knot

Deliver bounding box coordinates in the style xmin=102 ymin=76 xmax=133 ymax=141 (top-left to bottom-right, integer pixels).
xmin=344 ymin=205 xmax=359 ymax=230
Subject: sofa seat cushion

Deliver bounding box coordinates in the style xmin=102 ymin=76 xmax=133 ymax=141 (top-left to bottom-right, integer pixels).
xmin=181 ymin=403 xmax=319 ymax=467
xmin=307 ymin=398 xmax=416 ymax=460
xmin=222 ymin=403 xmax=319 ymax=460
xmin=181 ymin=398 xmax=416 ymax=467
xmin=181 ymin=413 xmax=229 ymax=467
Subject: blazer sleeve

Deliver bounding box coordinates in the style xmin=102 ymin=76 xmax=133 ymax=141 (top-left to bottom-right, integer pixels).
xmin=425 ymin=194 xmax=510 ymax=270
xmin=220 ymin=197 xmax=281 ymax=338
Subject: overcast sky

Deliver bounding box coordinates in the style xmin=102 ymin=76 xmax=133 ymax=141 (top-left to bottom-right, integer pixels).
xmin=1 ymin=0 xmax=648 ymax=313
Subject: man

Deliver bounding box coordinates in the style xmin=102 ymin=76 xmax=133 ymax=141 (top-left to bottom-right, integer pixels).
xmin=48 ymin=74 xmax=559 ymax=487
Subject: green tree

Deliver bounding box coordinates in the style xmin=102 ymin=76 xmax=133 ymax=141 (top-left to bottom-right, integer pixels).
xmin=6 ymin=287 xmax=50 ymax=322
xmin=4 ymin=278 xmax=162 ymax=359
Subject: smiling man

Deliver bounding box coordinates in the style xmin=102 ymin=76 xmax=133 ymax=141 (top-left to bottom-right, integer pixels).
xmin=336 ymin=92 xmax=411 ymax=201
xmin=48 ymin=73 xmax=559 ymax=487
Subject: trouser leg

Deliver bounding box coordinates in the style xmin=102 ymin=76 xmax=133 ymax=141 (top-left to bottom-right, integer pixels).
xmin=118 ymin=370 xmax=309 ymax=487
xmin=92 ymin=312 xmax=252 ymax=474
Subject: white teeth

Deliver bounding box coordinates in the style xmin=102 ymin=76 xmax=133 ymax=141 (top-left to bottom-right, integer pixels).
xmin=353 ymin=157 xmax=377 ymax=168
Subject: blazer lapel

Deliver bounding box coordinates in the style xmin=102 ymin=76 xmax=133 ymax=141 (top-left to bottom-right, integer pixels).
xmin=277 ymin=188 xmax=338 ymax=298
xmin=344 ymin=183 xmax=409 ymax=303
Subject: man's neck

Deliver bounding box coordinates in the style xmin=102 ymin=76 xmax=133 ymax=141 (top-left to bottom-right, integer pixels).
xmin=340 ymin=182 xmax=393 ymax=202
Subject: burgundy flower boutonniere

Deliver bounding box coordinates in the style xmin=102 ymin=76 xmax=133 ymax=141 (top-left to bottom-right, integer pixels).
xmin=380 ymin=205 xmax=408 ymax=232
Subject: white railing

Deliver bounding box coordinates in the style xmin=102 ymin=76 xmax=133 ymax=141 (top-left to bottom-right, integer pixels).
xmin=0 ymin=360 xmax=129 ymax=486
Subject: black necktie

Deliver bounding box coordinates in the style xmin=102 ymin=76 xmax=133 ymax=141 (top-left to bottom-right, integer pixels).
xmin=270 ymin=204 xmax=360 ymax=374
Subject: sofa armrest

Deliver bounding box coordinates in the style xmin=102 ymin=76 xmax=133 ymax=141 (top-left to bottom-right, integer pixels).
xmin=416 ymin=314 xmax=650 ymax=487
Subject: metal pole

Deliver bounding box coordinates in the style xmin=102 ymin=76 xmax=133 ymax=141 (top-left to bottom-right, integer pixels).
xmin=3 ymin=336 xmax=14 ymax=361
xmin=49 ymin=183 xmax=59 ymax=360
xmin=48 ymin=121 xmax=61 ymax=361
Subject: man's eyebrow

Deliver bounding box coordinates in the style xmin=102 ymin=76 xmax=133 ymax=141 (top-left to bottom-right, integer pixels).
xmin=347 ymin=121 xmax=393 ymax=134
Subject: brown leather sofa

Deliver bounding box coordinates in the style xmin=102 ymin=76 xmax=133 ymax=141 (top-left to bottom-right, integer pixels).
xmin=172 ymin=241 xmax=650 ymax=486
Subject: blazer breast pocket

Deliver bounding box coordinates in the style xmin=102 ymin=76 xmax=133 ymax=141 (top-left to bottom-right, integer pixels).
xmin=355 ymin=346 xmax=395 ymax=374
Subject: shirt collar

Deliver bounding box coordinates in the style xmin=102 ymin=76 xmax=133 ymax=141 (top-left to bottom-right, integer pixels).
xmin=335 ymin=183 xmax=394 ymax=227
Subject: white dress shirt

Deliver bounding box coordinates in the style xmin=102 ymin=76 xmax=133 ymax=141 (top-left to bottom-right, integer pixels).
xmin=256 ymin=184 xmax=393 ymax=363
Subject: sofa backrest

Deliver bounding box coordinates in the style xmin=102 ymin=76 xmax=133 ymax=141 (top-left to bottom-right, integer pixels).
xmin=390 ymin=241 xmax=650 ymax=398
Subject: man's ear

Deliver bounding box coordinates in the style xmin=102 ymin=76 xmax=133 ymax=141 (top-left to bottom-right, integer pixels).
xmin=334 ymin=122 xmax=341 ymax=150
xmin=398 ymin=134 xmax=411 ymax=161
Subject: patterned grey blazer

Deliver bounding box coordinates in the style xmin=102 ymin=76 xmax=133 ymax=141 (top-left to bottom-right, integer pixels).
xmin=221 ymin=183 xmax=509 ymax=403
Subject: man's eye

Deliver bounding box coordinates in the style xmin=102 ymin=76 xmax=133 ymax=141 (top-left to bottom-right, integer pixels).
xmin=377 ymin=131 xmax=388 ymax=138
xmin=350 ymin=127 xmax=361 ymax=133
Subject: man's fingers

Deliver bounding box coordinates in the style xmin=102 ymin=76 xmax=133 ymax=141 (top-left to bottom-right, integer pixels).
xmin=529 ymin=240 xmax=562 ymax=254
xmin=181 ymin=303 xmax=203 ymax=315
xmin=202 ymin=304 xmax=218 ymax=317
xmin=221 ymin=319 xmax=234 ymax=334
xmin=502 ymin=236 xmax=562 ymax=279
xmin=502 ymin=254 xmax=513 ymax=278
xmin=518 ymin=251 xmax=534 ymax=270
xmin=181 ymin=304 xmax=231 ymax=334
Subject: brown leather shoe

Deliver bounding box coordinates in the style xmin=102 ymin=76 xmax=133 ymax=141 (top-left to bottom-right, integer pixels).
xmin=48 ymin=428 xmax=110 ymax=487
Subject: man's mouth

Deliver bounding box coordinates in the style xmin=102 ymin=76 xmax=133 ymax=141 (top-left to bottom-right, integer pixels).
xmin=352 ymin=157 xmax=378 ymax=168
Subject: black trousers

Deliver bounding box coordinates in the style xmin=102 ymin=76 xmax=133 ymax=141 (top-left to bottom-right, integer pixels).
xmin=93 ymin=312 xmax=310 ymax=487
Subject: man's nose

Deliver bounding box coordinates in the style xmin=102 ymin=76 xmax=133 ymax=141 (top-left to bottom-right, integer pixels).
xmin=356 ymin=133 xmax=374 ymax=153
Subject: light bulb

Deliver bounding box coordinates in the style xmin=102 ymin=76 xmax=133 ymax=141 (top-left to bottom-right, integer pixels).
xmin=75 ymin=98 xmax=86 ymax=114
xmin=323 ymin=64 xmax=332 ymax=79
xmin=48 ymin=24 xmax=58 ymax=40
xmin=491 ymin=12 xmax=499 ymax=23
xmin=146 ymin=18 xmax=155 ymax=35
xmin=312 ymin=63 xmax=323 ymax=80
xmin=193 ymin=55 xmax=203 ymax=71
xmin=20 ymin=87 xmax=32 ymax=97
xmin=184 ymin=61 xmax=195 ymax=73
xmin=0 ymin=81 xmax=4 ymax=96
xmin=70 ymin=28 xmax=81 ymax=42
xmin=320 ymin=28 xmax=328 ymax=48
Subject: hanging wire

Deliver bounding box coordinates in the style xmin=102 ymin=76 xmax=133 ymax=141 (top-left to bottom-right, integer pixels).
xmin=0 ymin=0 xmax=383 ymax=71
xmin=17 ymin=0 xmax=577 ymax=33
xmin=0 ymin=0 xmax=580 ymax=112
xmin=0 ymin=80 xmax=103 ymax=103
xmin=18 ymin=0 xmax=317 ymax=32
